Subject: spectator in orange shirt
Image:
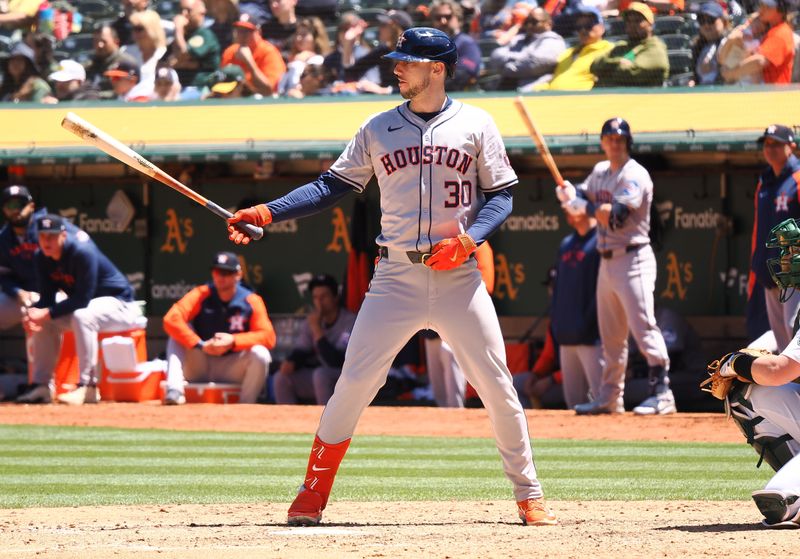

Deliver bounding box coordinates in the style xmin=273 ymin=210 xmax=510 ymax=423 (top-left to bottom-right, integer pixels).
xmin=721 ymin=0 xmax=795 ymax=84
xmin=162 ymin=252 xmax=275 ymax=405
xmin=220 ymin=5 xmax=287 ymax=96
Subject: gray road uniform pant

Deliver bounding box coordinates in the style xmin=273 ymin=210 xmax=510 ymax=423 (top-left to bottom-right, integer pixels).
xmin=559 ymin=343 xmax=604 ymax=409
xmin=424 ymin=337 xmax=466 ymax=408
xmin=0 ymin=292 xmax=24 ymax=330
xmin=31 ymin=296 xmax=143 ymax=386
xmin=166 ymin=338 xmax=271 ymax=404
xmin=317 ymin=254 xmax=544 ymax=502
xmin=595 ymin=244 xmax=670 ymax=406
xmin=764 ymin=287 xmax=800 ymax=352
xmin=273 ymin=365 xmax=342 ymax=405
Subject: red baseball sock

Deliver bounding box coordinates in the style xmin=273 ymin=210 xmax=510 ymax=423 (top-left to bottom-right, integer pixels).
xmin=301 ymin=435 xmax=351 ymax=508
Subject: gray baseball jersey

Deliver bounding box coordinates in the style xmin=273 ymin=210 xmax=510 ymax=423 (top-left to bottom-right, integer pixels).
xmin=328 ymin=99 xmax=518 ymax=252
xmin=579 ymin=158 xmax=653 ymax=251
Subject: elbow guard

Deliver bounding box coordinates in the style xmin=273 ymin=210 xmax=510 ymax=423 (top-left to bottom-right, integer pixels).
xmin=609 ymin=202 xmax=630 ymax=231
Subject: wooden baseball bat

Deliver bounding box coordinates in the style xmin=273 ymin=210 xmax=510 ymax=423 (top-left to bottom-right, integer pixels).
xmin=513 ymin=97 xmax=565 ymax=187
xmin=60 ymin=112 xmax=264 ymax=241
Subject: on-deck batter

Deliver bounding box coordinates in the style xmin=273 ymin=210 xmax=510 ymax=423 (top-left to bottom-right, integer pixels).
xmin=560 ymin=117 xmax=674 ymax=415
xmin=228 ymin=27 xmax=556 ymax=528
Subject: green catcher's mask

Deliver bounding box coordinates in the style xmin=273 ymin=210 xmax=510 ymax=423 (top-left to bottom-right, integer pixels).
xmin=766 ymin=218 xmax=800 ymax=301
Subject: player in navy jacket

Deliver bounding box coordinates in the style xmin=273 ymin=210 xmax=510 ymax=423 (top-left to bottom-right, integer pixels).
xmin=748 ymin=124 xmax=800 ymax=351
xmin=17 ymin=215 xmax=143 ymax=405
xmin=0 ymin=185 xmax=81 ymax=329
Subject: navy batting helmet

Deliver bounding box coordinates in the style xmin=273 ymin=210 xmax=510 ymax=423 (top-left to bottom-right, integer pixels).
xmin=601 ymin=117 xmax=632 ymax=149
xmin=383 ymin=27 xmax=458 ymax=77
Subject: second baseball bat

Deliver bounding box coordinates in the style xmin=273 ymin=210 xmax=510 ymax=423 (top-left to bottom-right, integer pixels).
xmin=513 ymin=97 xmax=565 ymax=187
xmin=60 ymin=112 xmax=264 ymax=241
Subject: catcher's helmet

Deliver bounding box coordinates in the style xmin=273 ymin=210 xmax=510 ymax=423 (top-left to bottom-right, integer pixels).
xmin=601 ymin=117 xmax=633 ymax=149
xmin=766 ymin=218 xmax=800 ymax=301
xmin=383 ymin=27 xmax=458 ymax=76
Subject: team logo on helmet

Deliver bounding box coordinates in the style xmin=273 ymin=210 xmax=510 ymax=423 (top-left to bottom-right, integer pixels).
xmin=42 ymin=219 xmax=51 ymax=228
xmin=396 ymin=34 xmax=406 ymax=48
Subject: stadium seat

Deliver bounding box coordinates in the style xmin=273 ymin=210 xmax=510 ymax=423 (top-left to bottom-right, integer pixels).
xmin=604 ymin=17 xmax=625 ymax=36
xmin=666 ymin=48 xmax=693 ymax=86
xmin=72 ymin=0 xmax=116 ymax=20
xmin=58 ymin=32 xmax=94 ymax=55
xmin=660 ymin=33 xmax=691 ymax=50
xmin=478 ymin=37 xmax=500 ymax=58
xmin=358 ymin=8 xmax=389 ymax=25
xmin=654 ymin=15 xmax=686 ymax=35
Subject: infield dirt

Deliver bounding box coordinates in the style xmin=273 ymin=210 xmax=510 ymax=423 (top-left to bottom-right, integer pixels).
xmin=0 ymin=404 xmax=791 ymax=558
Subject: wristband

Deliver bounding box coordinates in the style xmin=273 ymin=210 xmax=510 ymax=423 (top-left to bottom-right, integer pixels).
xmin=731 ymin=353 xmax=756 ymax=382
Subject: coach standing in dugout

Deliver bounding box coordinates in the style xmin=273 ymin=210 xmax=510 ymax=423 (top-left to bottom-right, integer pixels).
xmin=748 ymin=124 xmax=800 ymax=351
xmin=17 ymin=215 xmax=143 ymax=405
xmin=559 ymin=117 xmax=675 ymax=416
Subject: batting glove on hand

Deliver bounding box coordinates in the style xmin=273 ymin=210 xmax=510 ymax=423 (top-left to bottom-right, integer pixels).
xmin=227 ymin=205 xmax=272 ymax=245
xmin=555 ymin=180 xmax=576 ymax=204
xmin=561 ymin=197 xmax=587 ymax=216
xmin=425 ymin=233 xmax=477 ymax=271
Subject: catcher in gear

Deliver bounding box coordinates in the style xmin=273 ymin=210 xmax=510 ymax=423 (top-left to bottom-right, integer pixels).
xmin=702 ymin=217 xmax=800 ymax=529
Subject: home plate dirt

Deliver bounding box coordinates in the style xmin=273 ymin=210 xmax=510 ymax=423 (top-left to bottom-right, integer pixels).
xmin=0 ymin=404 xmax=787 ymax=558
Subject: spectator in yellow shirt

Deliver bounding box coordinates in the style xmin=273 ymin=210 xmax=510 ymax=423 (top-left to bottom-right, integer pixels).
xmin=529 ymin=6 xmax=614 ymax=91
xmin=0 ymin=0 xmax=40 ymax=30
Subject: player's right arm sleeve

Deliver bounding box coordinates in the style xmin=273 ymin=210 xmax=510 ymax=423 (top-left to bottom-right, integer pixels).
xmin=49 ymin=248 xmax=98 ymax=319
xmin=34 ymin=254 xmax=56 ymax=308
xmin=328 ymin=123 xmax=375 ymax=191
xmin=466 ymin=187 xmax=513 ymax=244
xmin=162 ymin=286 xmax=207 ymax=349
xmin=266 ymin=172 xmax=356 ymax=222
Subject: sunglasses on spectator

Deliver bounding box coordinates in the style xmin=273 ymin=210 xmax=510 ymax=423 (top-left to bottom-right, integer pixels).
xmin=697 ymin=15 xmax=717 ymax=24
xmin=433 ymin=12 xmax=455 ymax=20
xmin=132 ymin=25 xmax=145 ymax=32
xmin=3 ymin=199 xmax=27 ymax=211
xmin=574 ymin=21 xmax=597 ymax=31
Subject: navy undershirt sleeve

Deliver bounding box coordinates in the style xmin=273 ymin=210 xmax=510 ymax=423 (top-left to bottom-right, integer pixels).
xmin=609 ymin=202 xmax=631 ymax=230
xmin=266 ymin=172 xmax=356 ymax=222
xmin=577 ymin=189 xmax=596 ymax=217
xmin=466 ymin=187 xmax=513 ymax=244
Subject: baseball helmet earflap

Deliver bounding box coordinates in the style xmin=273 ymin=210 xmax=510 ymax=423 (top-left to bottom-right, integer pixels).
xmin=766 ymin=218 xmax=800 ymax=302
xmin=382 ymin=27 xmax=458 ymax=77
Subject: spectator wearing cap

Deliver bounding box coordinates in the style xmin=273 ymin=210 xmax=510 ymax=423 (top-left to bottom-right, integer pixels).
xmin=261 ymin=0 xmax=299 ymax=53
xmin=0 ymin=0 xmax=40 ymax=31
xmin=162 ymin=252 xmax=275 ymax=405
xmin=340 ymin=9 xmax=410 ymax=94
xmin=204 ymin=63 xmax=247 ymax=97
xmin=122 ymin=9 xmax=168 ymax=95
xmin=285 ymin=62 xmax=335 ymax=97
xmin=690 ymin=2 xmax=731 ymax=85
xmin=104 ymin=55 xmax=149 ymax=101
xmin=273 ymin=274 xmax=356 ymax=405
xmin=322 ymin=12 xmax=377 ymax=84
xmin=169 ymin=0 xmax=221 ymax=89
xmin=18 ymin=214 xmax=143 ymax=405
xmin=488 ymin=7 xmax=566 ymax=90
xmin=749 ymin=125 xmax=800 ymax=351
xmin=153 ymin=66 xmax=183 ymax=100
xmin=429 ymin=0 xmax=483 ymax=91
xmin=0 ymin=41 xmax=52 ymax=102
xmin=277 ymin=16 xmax=331 ymax=95
xmin=590 ymin=1 xmax=669 ymax=87
xmin=44 ymin=59 xmax=102 ymax=102
xmin=220 ymin=5 xmax=287 ymax=96
xmin=528 ymin=5 xmax=613 ymax=90
xmin=720 ymin=0 xmax=795 ymax=85
xmin=86 ymin=25 xmax=124 ymax=99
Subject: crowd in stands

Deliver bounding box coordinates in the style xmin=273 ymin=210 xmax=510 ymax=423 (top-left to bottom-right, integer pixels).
xmin=0 ymin=0 xmax=797 ymax=103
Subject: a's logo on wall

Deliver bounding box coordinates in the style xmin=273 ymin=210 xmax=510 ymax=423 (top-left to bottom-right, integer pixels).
xmin=326 ymin=207 xmax=352 ymax=253
xmin=494 ymin=253 xmax=525 ymax=300
xmin=160 ymin=209 xmax=194 ymax=254
xmin=660 ymin=251 xmax=693 ymax=301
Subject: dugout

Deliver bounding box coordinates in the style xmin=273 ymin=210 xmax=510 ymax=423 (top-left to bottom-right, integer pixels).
xmin=0 ymin=87 xmax=797 ymax=409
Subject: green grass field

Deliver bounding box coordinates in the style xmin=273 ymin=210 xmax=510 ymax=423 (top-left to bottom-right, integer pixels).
xmin=0 ymin=424 xmax=771 ymax=508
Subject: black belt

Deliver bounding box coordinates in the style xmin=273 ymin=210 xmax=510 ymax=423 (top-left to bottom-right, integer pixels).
xmin=378 ymin=246 xmax=432 ymax=264
xmin=599 ymin=244 xmax=644 ymax=259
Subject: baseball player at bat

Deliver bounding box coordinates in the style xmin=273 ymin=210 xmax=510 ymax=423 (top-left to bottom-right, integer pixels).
xmin=558 ymin=118 xmax=674 ymax=415
xmin=701 ymin=217 xmax=800 ymax=529
xmin=228 ymin=27 xmax=557 ymax=527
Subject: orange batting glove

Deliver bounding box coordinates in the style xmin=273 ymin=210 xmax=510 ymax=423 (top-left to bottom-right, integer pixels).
xmin=424 ymin=233 xmax=477 ymax=271
xmin=227 ymin=204 xmax=272 ymax=245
